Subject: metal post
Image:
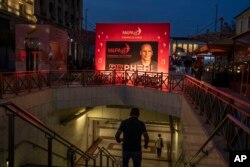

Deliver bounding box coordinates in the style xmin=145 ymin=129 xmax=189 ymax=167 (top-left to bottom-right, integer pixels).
xmin=8 ymin=113 xmax=15 ymax=167
xmin=100 ymin=151 xmax=103 ymax=167
xmin=106 ymin=156 xmax=109 ymax=167
xmin=169 ymin=74 xmax=172 ymax=92
xmin=124 ymin=70 xmax=127 ymax=85
xmin=169 ymin=116 xmax=174 ymax=164
xmin=85 ymin=159 xmax=88 ymax=167
xmin=160 ymin=72 xmax=163 ymax=90
xmin=112 ymin=70 xmax=116 ymax=84
xmin=48 ymin=137 xmax=52 ymax=167
xmin=48 ymin=71 xmax=51 ymax=87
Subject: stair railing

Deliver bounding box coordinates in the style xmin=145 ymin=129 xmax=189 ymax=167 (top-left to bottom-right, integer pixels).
xmin=0 ymin=100 xmax=119 ymax=167
xmin=95 ymin=146 xmax=121 ymax=167
xmin=188 ymin=114 xmax=250 ymax=166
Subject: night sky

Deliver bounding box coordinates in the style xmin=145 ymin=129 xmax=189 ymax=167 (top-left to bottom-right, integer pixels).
xmin=83 ymin=0 xmax=250 ymax=37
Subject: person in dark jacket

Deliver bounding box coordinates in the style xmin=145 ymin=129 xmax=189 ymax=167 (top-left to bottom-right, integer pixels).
xmin=115 ymin=108 xmax=149 ymax=167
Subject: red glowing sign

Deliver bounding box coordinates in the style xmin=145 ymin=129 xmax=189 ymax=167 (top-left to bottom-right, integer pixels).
xmin=95 ymin=23 xmax=170 ymax=73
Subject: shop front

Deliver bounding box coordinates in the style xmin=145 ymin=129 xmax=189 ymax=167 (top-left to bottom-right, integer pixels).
xmin=229 ymin=30 xmax=250 ymax=97
xmin=194 ymin=39 xmax=233 ymax=86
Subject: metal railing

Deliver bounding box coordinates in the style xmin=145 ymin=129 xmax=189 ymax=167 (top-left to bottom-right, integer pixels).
xmin=183 ymin=75 xmax=250 ymax=166
xmin=188 ymin=114 xmax=250 ymax=166
xmin=0 ymin=70 xmax=184 ymax=98
xmin=0 ymin=100 xmax=121 ymax=167
xmin=1 ymin=70 xmax=250 ymax=166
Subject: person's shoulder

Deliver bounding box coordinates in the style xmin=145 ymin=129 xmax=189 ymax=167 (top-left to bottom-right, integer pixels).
xmin=131 ymin=60 xmax=142 ymax=65
xmin=137 ymin=119 xmax=146 ymax=126
xmin=151 ymin=61 xmax=158 ymax=66
xmin=122 ymin=117 xmax=134 ymax=124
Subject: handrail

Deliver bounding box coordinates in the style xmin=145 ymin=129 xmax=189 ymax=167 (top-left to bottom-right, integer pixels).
xmin=98 ymin=146 xmax=121 ymax=165
xmin=0 ymin=100 xmax=94 ymax=166
xmin=185 ymin=75 xmax=250 ymax=110
xmin=0 ymin=100 xmax=91 ymax=159
xmin=87 ymin=146 xmax=121 ymax=166
xmin=0 ymin=100 xmax=122 ymax=167
xmin=14 ymin=140 xmax=66 ymax=160
xmin=0 ymin=70 xmax=185 ymax=98
xmin=174 ymin=152 xmax=186 ymax=167
xmin=188 ymin=114 xmax=250 ymax=166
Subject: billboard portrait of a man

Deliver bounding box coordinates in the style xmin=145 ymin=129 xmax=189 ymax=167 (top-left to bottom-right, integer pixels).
xmin=130 ymin=43 xmax=158 ymax=72
xmin=96 ymin=23 xmax=170 ymax=73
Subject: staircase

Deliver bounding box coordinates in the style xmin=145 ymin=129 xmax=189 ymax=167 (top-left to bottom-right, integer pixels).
xmin=0 ymin=100 xmax=121 ymax=167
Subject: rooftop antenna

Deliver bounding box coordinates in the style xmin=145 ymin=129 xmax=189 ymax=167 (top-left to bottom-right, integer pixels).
xmin=215 ymin=4 xmax=218 ymax=32
xmin=85 ymin=8 xmax=88 ymax=30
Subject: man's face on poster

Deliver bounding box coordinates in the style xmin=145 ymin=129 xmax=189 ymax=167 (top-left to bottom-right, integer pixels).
xmin=140 ymin=44 xmax=153 ymax=62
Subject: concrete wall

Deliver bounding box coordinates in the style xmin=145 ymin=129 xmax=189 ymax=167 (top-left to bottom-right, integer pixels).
xmin=54 ymin=86 xmax=182 ymax=117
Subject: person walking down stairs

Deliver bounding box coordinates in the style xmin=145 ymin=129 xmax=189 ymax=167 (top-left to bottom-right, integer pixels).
xmin=155 ymin=134 xmax=164 ymax=158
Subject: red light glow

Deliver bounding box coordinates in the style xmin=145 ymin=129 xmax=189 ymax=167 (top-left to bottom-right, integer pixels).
xmin=95 ymin=23 xmax=170 ymax=73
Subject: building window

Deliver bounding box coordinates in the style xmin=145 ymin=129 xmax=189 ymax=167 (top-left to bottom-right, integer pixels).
xmin=65 ymin=11 xmax=69 ymax=26
xmin=58 ymin=7 xmax=62 ymax=23
xmin=240 ymin=20 xmax=243 ymax=33
xmin=77 ymin=0 xmax=80 ymax=9
xmin=19 ymin=3 xmax=26 ymax=17
xmin=49 ymin=2 xmax=55 ymax=19
xmin=71 ymin=14 xmax=75 ymax=28
xmin=248 ymin=17 xmax=250 ymax=29
xmin=40 ymin=0 xmax=46 ymax=15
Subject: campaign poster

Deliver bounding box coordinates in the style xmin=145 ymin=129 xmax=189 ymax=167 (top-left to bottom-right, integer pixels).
xmin=95 ymin=23 xmax=170 ymax=73
xmin=106 ymin=41 xmax=158 ymax=72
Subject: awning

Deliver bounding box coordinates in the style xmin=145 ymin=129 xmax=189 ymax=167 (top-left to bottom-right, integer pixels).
xmin=194 ymin=38 xmax=233 ymax=56
xmin=233 ymin=30 xmax=250 ymax=44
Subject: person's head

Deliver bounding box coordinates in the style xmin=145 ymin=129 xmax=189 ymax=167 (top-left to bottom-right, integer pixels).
xmin=140 ymin=43 xmax=153 ymax=63
xmin=130 ymin=108 xmax=140 ymax=117
xmin=158 ymin=134 xmax=161 ymax=137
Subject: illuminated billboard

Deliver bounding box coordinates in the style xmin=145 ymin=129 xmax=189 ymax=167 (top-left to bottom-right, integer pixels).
xmin=95 ymin=23 xmax=170 ymax=73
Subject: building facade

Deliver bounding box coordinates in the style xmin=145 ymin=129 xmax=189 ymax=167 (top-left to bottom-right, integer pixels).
xmin=235 ymin=6 xmax=250 ymax=34
xmin=229 ymin=6 xmax=250 ymax=97
xmin=0 ymin=0 xmax=37 ymax=72
xmin=0 ymin=0 xmax=36 ymax=23
xmin=34 ymin=0 xmax=84 ymax=69
xmin=34 ymin=0 xmax=83 ymax=30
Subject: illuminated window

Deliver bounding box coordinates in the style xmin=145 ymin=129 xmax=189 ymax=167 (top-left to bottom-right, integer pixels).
xmin=177 ymin=43 xmax=182 ymax=48
xmin=188 ymin=44 xmax=193 ymax=52
xmin=19 ymin=3 xmax=26 ymax=17
xmin=183 ymin=44 xmax=187 ymax=52
xmin=173 ymin=43 xmax=177 ymax=53
xmin=193 ymin=44 xmax=198 ymax=51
